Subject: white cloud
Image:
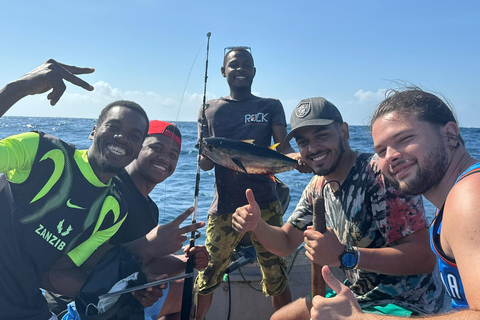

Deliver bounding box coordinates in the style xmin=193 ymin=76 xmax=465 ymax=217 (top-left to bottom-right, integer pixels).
xmin=339 ymin=89 xmax=389 ymax=126
xmin=5 ymin=81 xmax=207 ymax=122
xmin=352 ymin=89 xmax=387 ymax=105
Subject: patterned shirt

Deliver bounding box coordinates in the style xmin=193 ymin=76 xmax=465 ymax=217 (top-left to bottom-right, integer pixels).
xmin=288 ymin=152 xmax=444 ymax=314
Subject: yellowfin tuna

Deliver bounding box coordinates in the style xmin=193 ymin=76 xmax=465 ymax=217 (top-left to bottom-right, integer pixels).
xmin=200 ymin=137 xmax=297 ymax=175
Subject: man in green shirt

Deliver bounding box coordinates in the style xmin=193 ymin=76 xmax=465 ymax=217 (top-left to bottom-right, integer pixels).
xmin=0 ymin=59 xmax=203 ymax=320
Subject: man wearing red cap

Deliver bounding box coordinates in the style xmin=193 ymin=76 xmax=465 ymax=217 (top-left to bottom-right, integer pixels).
xmin=47 ymin=120 xmax=209 ymax=319
xmin=110 ymin=120 xmax=209 ymax=319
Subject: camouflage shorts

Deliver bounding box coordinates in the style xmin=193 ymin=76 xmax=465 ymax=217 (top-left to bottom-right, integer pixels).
xmin=195 ymin=200 xmax=288 ymax=296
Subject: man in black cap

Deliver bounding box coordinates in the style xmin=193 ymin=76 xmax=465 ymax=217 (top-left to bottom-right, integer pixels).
xmin=232 ymin=97 xmax=445 ymax=319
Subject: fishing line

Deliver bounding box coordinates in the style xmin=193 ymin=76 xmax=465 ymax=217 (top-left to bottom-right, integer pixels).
xmin=181 ymin=31 xmax=211 ymax=320
xmin=173 ymin=37 xmax=209 ymax=124
xmin=157 ymin=35 xmax=209 ymax=221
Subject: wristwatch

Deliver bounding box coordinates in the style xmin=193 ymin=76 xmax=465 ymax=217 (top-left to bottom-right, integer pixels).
xmin=339 ymin=245 xmax=358 ymax=270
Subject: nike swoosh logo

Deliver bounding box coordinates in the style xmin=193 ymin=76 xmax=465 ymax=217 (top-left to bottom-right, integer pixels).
xmin=66 ymin=199 xmax=86 ymax=210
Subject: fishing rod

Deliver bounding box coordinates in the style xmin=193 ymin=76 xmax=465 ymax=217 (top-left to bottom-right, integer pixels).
xmin=311 ymin=181 xmax=340 ymax=297
xmin=180 ymin=31 xmax=211 ymax=320
xmin=311 ymin=195 xmax=326 ymax=297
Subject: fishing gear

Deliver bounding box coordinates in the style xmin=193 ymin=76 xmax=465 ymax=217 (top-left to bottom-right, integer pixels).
xmin=311 ymin=180 xmax=340 ymax=297
xmin=180 ymin=31 xmax=211 ymax=320
xmin=311 ymin=195 xmax=327 ymax=297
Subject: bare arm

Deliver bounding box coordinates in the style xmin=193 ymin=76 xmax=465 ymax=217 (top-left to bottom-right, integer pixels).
xmin=442 ymin=176 xmax=480 ymax=312
xmin=0 ymin=59 xmax=94 ymax=118
xmin=232 ymin=189 xmax=304 ymax=257
xmin=0 ymin=80 xmax=29 ymax=117
xmin=143 ymin=255 xmax=187 ymax=277
xmin=356 ymin=228 xmax=435 ymax=275
xmin=305 ymin=226 xmax=435 ymax=275
xmin=142 ymin=245 xmax=208 ymax=276
xmin=42 ymin=255 xmax=88 ymax=298
xmin=125 ymin=207 xmax=205 ymax=265
xmin=272 ymin=124 xmax=295 ymax=154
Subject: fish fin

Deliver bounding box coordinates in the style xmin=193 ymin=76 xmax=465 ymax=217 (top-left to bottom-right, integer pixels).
xmin=232 ymin=158 xmax=248 ymax=174
xmin=241 ymin=139 xmax=255 ymax=144
xmin=269 ymin=143 xmax=280 ymax=151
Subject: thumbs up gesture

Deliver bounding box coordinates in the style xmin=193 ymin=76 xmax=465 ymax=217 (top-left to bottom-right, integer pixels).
xmin=310 ymin=266 xmax=363 ymax=320
xmin=232 ymin=189 xmax=261 ymax=234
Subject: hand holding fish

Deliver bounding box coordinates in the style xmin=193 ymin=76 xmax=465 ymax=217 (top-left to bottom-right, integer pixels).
xmin=304 ymin=226 xmax=344 ymax=267
xmin=286 ymin=152 xmax=314 ymax=174
xmin=232 ymin=189 xmax=261 ymax=233
xmin=310 ymin=266 xmax=362 ymax=320
xmin=199 ymin=154 xmax=215 ymax=171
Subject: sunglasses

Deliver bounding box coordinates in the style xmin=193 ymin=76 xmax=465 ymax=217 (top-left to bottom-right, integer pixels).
xmin=224 ymin=46 xmax=252 ymax=56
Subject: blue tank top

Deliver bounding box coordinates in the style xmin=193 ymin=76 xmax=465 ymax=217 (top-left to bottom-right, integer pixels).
xmin=430 ymin=162 xmax=480 ymax=309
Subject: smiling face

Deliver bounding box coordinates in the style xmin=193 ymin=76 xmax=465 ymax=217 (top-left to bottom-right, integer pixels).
xmin=372 ymin=111 xmax=449 ymax=195
xmin=89 ymin=106 xmax=148 ymax=183
xmin=222 ymin=50 xmax=256 ymax=92
xmin=128 ymin=134 xmax=180 ymax=185
xmin=294 ymin=123 xmax=347 ymax=176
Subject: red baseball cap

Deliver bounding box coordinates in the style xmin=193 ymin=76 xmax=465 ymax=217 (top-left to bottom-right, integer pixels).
xmin=147 ymin=120 xmax=182 ymax=149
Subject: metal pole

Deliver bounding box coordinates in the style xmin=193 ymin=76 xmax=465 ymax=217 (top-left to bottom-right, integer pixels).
xmin=180 ymin=31 xmax=211 ymax=320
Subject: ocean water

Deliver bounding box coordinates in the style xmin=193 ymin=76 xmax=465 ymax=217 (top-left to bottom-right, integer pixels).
xmin=1 ymin=116 xmax=479 ymax=244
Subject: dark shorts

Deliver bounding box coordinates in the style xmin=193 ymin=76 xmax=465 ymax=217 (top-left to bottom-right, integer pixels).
xmin=195 ymin=200 xmax=288 ymax=296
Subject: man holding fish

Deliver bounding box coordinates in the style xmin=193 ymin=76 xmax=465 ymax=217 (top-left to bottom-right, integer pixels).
xmin=233 ymin=97 xmax=445 ymax=319
xmin=195 ymin=46 xmax=304 ymax=319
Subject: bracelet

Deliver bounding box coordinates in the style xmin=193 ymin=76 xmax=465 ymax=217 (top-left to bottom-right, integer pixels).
xmin=353 ymin=246 xmax=360 ymax=268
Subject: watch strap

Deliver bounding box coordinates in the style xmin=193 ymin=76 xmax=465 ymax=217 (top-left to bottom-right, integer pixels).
xmin=353 ymin=246 xmax=360 ymax=268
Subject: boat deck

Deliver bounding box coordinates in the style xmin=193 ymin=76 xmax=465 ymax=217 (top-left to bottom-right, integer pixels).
xmin=205 ymin=247 xmax=343 ymax=320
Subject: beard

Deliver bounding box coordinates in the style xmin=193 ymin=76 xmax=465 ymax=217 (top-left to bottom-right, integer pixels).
xmin=389 ymin=140 xmax=449 ymax=195
xmin=313 ymin=138 xmax=346 ymax=176
xmin=96 ymin=157 xmax=126 ymax=175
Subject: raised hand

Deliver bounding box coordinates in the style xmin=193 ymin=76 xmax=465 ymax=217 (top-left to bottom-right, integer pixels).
xmin=310 ymin=266 xmax=362 ymax=320
xmin=0 ymin=59 xmax=95 ymax=118
xmin=19 ymin=59 xmax=95 ymax=105
xmin=232 ymin=189 xmax=261 ymax=233
xmin=304 ymin=226 xmax=344 ymax=267
xmin=144 ymin=207 xmax=206 ymax=258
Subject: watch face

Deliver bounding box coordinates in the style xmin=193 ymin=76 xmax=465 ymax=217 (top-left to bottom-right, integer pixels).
xmin=341 ymin=252 xmax=357 ymax=269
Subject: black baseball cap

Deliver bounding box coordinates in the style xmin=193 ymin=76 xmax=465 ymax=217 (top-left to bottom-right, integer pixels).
xmin=286 ymin=97 xmax=343 ymax=141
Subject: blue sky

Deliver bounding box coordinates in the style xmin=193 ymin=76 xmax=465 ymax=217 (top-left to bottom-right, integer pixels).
xmin=2 ymin=0 xmax=479 ymax=127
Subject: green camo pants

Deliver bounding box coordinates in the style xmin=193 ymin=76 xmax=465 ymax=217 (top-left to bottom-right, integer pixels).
xmin=196 ymin=200 xmax=288 ymax=296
